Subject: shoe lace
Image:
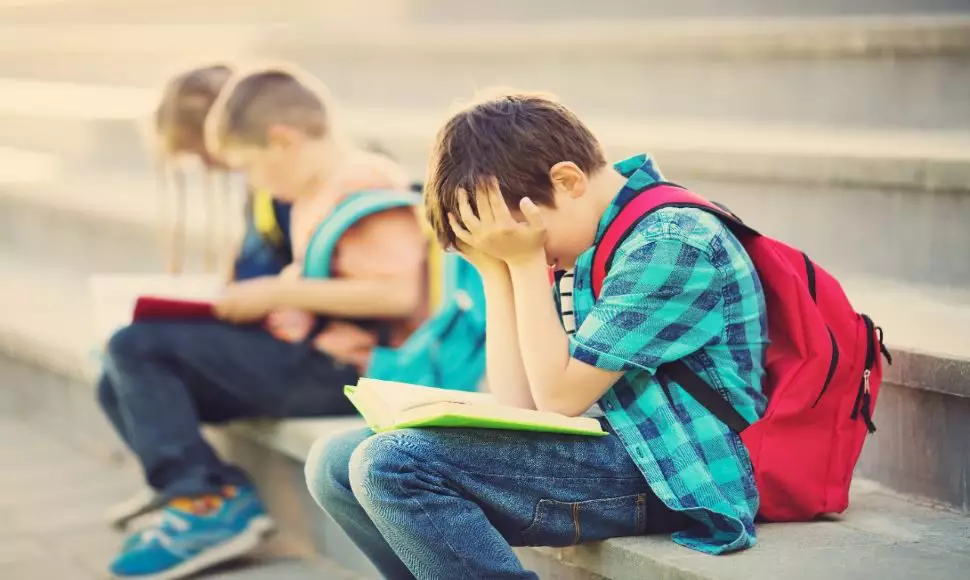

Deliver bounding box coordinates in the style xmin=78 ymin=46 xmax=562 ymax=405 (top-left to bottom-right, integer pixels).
xmin=136 ymin=510 xmax=190 ymax=548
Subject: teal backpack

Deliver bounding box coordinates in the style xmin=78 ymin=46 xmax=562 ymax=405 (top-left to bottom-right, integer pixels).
xmin=303 ymin=189 xmax=486 ymax=392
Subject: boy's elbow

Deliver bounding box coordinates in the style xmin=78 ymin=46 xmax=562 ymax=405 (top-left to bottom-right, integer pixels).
xmin=532 ymin=391 xmax=588 ymax=418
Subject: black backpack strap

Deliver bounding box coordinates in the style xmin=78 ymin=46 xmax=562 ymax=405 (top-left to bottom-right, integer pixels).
xmin=662 ymin=361 xmax=751 ymax=433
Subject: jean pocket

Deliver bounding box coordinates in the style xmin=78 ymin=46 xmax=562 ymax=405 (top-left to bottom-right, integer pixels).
xmin=520 ymin=494 xmax=647 ymax=547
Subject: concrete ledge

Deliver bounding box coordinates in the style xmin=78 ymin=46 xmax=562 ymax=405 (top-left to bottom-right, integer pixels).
xmin=2 ymin=16 xmax=969 ymax=59
xmin=886 ymin=349 xmax=970 ymax=399
xmin=227 ymin=418 xmax=367 ymax=465
xmin=269 ymin=15 xmax=970 ymax=59
xmin=2 ymin=79 xmax=970 ymax=191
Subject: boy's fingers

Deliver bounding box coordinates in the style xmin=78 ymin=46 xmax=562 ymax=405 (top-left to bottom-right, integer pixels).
xmin=456 ymin=188 xmax=480 ymax=228
xmin=473 ymin=181 xmax=496 ymax=223
xmin=448 ymin=213 xmax=474 ymax=245
xmin=520 ymin=198 xmax=546 ymax=231
xmin=486 ymin=177 xmax=514 ymax=223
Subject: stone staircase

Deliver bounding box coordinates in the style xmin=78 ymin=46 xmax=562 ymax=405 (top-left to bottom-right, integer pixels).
xmin=0 ymin=2 xmax=968 ymax=578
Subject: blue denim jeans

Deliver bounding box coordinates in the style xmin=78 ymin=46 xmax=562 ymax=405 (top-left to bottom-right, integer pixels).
xmin=305 ymin=425 xmax=690 ymax=580
xmin=98 ymin=320 xmax=357 ymax=499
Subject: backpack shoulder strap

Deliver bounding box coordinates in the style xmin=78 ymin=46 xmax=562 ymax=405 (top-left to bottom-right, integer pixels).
xmin=303 ymin=189 xmax=420 ymax=278
xmin=591 ymin=182 xmax=756 ymax=298
xmin=590 ymin=182 xmax=754 ymax=433
xmin=252 ymin=188 xmax=285 ymax=247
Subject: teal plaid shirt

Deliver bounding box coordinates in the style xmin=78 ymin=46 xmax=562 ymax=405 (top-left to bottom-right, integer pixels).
xmin=562 ymin=154 xmax=768 ymax=554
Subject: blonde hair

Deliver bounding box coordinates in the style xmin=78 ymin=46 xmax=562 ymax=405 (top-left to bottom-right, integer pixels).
xmin=154 ymin=64 xmax=233 ymax=160
xmin=205 ymin=63 xmax=335 ymax=158
xmin=153 ymin=64 xmax=236 ymax=275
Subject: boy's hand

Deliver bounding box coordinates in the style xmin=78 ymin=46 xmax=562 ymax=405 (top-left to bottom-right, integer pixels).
xmin=214 ymin=277 xmax=281 ymax=323
xmin=449 ymin=179 xmax=546 ymax=265
xmin=456 ymin=242 xmax=506 ymax=277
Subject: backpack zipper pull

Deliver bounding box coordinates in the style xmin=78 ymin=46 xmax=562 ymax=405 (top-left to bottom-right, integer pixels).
xmin=860 ymin=370 xmax=877 ymax=434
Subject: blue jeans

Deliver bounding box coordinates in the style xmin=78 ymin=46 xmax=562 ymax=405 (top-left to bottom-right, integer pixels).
xmin=98 ymin=320 xmax=357 ymax=499
xmin=305 ymin=425 xmax=690 ymax=580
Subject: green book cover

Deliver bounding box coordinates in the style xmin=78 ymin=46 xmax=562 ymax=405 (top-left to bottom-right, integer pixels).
xmin=344 ymin=382 xmax=606 ymax=437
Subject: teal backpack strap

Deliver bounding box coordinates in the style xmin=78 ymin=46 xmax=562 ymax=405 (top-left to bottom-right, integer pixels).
xmin=302 ymin=190 xmax=420 ymax=279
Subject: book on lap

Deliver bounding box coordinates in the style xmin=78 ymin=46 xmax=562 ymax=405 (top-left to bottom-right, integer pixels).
xmin=88 ymin=274 xmax=223 ymax=347
xmin=345 ymin=378 xmax=607 ymax=436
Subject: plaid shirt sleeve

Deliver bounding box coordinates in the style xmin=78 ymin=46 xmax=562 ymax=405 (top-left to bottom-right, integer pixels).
xmin=570 ymin=228 xmax=724 ymax=373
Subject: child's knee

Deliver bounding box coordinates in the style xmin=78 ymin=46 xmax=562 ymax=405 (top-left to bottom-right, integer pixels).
xmin=105 ymin=323 xmax=161 ymax=364
xmin=305 ymin=428 xmax=373 ymax=509
xmin=348 ymin=430 xmax=440 ymax=505
xmin=96 ymin=375 xmax=117 ymax=410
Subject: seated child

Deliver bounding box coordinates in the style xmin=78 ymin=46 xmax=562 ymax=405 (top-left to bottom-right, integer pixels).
xmin=304 ymin=91 xmax=769 ymax=579
xmin=152 ymin=63 xmax=292 ymax=279
xmin=99 ymin=64 xmax=429 ymax=580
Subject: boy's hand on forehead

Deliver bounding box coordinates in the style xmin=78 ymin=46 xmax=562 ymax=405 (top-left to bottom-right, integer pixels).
xmin=448 ymin=178 xmax=546 ymax=265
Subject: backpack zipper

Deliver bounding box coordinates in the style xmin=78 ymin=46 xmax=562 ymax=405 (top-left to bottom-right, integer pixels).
xmin=851 ymin=314 xmax=878 ymax=434
xmin=802 ymin=252 xmax=817 ymax=302
xmin=812 ymin=327 xmax=840 ymax=407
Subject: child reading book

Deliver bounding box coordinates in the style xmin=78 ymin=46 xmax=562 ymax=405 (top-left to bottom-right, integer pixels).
xmin=305 ymin=91 xmax=769 ymax=578
xmin=99 ymin=64 xmax=429 ymax=580
xmin=153 ymin=63 xmax=293 ymax=279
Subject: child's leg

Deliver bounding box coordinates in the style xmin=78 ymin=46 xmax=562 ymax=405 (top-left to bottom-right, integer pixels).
xmin=99 ymin=319 xmax=357 ymax=499
xmin=305 ymin=428 xmax=416 ymax=580
xmin=96 ymin=372 xmax=131 ymax=447
xmin=306 ymin=424 xmax=689 ymax=579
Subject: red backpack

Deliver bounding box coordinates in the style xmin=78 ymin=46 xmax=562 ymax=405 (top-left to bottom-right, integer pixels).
xmin=591 ymin=183 xmax=892 ymax=522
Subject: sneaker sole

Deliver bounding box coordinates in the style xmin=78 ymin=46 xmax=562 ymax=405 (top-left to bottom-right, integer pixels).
xmin=113 ymin=515 xmax=276 ymax=580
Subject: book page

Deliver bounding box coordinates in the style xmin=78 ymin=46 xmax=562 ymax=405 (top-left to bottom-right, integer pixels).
xmin=359 ymin=379 xmax=497 ymax=414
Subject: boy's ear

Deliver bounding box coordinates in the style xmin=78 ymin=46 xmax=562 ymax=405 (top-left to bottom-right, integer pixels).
xmin=266 ymin=124 xmax=301 ymax=149
xmin=549 ymin=161 xmax=588 ymax=199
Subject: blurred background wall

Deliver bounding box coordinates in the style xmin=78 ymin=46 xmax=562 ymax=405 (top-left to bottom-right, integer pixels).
xmin=2 ymin=1 xmax=968 ymax=366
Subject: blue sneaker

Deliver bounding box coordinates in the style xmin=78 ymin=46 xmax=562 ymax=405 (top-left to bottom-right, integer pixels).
xmin=109 ymin=486 xmax=275 ymax=579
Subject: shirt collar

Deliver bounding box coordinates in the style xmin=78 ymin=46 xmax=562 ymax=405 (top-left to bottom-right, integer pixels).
xmin=592 ymin=154 xmax=665 ymax=243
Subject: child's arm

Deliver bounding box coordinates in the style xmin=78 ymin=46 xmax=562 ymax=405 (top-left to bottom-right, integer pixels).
xmin=270 ymin=276 xmax=419 ymax=317
xmin=450 ymin=185 xmax=622 ymax=416
xmin=215 ymin=210 xmax=422 ymax=322
xmin=507 ymin=254 xmax=623 ymax=416
xmin=508 ymin=234 xmax=727 ymax=417
xmin=474 ymin=256 xmax=535 ymax=409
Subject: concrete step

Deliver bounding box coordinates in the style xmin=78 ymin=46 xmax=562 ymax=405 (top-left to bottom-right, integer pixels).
xmin=1 ymin=17 xmax=968 ymax=128
xmin=4 ymin=78 xmax=970 ymax=191
xmin=2 ymin=0 xmax=967 ymax=25
xmin=3 ymin=139 xmax=969 ymax=287
xmin=0 ymin=0 xmax=406 ymax=25
xmin=407 ymin=0 xmax=970 ymax=23
xmin=0 ymin=414 xmax=363 ymax=580
xmin=266 ymin=16 xmax=970 ymax=130
xmin=2 ymin=339 xmax=968 ymax=580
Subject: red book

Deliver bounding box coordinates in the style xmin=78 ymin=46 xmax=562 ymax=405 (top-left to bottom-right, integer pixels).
xmin=132 ymin=296 xmax=216 ymax=321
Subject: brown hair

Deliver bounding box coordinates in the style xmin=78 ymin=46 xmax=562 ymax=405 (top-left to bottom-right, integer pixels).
xmin=424 ymin=90 xmax=606 ymax=249
xmin=206 ymin=64 xmax=332 ymax=158
xmin=154 ymin=64 xmax=233 ymax=162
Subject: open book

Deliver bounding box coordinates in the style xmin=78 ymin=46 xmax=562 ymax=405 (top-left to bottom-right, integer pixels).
xmin=346 ymin=379 xmax=606 ymax=436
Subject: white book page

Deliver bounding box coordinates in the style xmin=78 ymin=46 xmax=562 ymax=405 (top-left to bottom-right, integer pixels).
xmin=359 ymin=379 xmax=498 ymax=414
